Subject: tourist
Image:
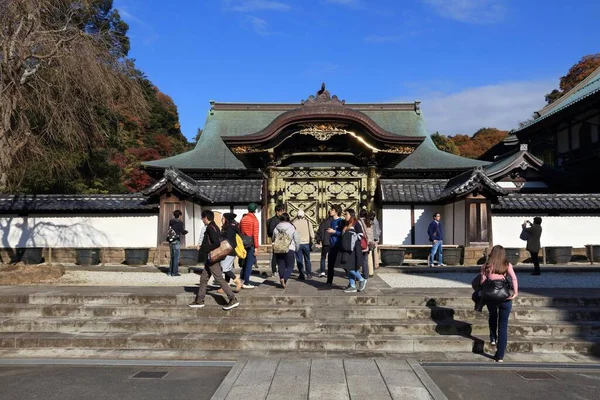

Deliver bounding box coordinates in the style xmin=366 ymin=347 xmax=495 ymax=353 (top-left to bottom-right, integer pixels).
xmin=267 ymin=204 xmax=285 ymax=277
xmin=368 ymin=211 xmax=381 ymax=270
xmin=325 ymin=205 xmax=344 ymax=286
xmin=480 ymin=245 xmax=519 ymax=362
xmin=522 ymin=217 xmax=543 ymax=275
xmin=335 ymin=208 xmax=366 ymax=293
xmin=189 ymin=210 xmax=239 ymax=310
xmin=292 ymin=209 xmax=314 ymax=279
xmin=359 ymin=209 xmax=373 ymax=278
xmin=240 ymin=203 xmax=260 ymax=289
xmin=272 ymin=213 xmax=300 ymax=288
xmin=219 ymin=213 xmax=242 ymax=293
xmin=315 ymin=213 xmax=333 ymax=278
xmin=166 ymin=210 xmax=188 ymax=276
xmin=427 ymin=212 xmax=446 ymax=267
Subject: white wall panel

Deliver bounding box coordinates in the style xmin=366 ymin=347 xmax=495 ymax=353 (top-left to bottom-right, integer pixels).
xmin=0 ymin=214 xmax=158 ymax=248
xmin=414 ymin=206 xmax=441 ymax=245
xmin=492 ymin=215 xmax=600 ymax=247
xmin=382 ymin=206 xmax=412 ymax=245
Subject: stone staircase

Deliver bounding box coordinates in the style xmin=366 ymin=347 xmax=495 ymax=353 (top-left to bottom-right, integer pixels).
xmin=0 ymin=278 xmax=599 ymax=360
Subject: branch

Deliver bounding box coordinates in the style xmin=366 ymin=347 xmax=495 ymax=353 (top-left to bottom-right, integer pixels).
xmin=29 ymin=33 xmax=79 ymax=60
xmin=20 ymin=65 xmax=39 ymax=84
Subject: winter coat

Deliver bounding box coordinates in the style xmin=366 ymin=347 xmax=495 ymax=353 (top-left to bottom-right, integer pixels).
xmin=335 ymin=221 xmax=364 ymax=271
xmin=315 ymin=217 xmax=333 ymax=246
xmin=524 ymin=224 xmax=542 ymax=252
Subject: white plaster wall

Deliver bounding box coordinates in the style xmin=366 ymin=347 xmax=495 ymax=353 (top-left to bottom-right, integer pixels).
xmin=492 ymin=215 xmax=600 ymax=247
xmin=453 ymin=200 xmax=466 ymax=246
xmin=382 ymin=206 xmax=412 ymax=245
xmin=443 ymin=203 xmax=455 ymax=244
xmin=0 ymin=214 xmax=158 ymax=248
xmin=414 ymin=206 xmax=441 ymax=245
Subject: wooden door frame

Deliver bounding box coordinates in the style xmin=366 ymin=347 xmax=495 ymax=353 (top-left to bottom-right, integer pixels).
xmin=465 ymin=197 xmax=493 ymax=247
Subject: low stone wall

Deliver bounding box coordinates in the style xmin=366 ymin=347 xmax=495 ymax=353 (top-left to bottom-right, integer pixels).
xmin=0 ymin=246 xmax=199 ymax=266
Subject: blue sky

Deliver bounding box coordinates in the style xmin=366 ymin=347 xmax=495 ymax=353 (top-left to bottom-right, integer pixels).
xmin=115 ymin=0 xmax=600 ymax=141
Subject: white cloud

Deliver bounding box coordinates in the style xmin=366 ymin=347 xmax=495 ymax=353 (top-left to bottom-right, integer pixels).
xmin=421 ymin=0 xmax=507 ymax=24
xmin=224 ymin=0 xmax=291 ymax=12
xmin=404 ymin=80 xmax=555 ymax=135
xmin=324 ymin=0 xmax=361 ymax=5
xmin=247 ymin=16 xmax=271 ymax=35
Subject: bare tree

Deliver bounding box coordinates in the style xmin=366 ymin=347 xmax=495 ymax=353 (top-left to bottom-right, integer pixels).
xmin=0 ymin=0 xmax=148 ymax=191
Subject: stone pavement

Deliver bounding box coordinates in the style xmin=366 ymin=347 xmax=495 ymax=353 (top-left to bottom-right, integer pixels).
xmin=212 ymin=358 xmax=446 ymax=400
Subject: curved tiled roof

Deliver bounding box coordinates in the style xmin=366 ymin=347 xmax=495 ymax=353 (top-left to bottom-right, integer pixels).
xmin=493 ymin=193 xmax=600 ymax=210
xmin=0 ymin=194 xmax=157 ymax=213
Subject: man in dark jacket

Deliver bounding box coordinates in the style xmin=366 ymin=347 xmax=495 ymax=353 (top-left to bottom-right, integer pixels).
xmin=189 ymin=210 xmax=239 ymax=310
xmin=167 ymin=210 xmax=188 ymax=276
xmin=523 ymin=217 xmax=543 ymax=275
xmin=267 ymin=204 xmax=285 ymax=276
xmin=427 ymin=212 xmax=446 ymax=267
xmin=315 ymin=215 xmax=333 ymax=278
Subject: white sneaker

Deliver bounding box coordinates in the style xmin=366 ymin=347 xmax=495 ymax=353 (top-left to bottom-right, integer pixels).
xmin=439 ymin=263 xmax=447 ymax=267
xmin=242 ymin=284 xmax=255 ymax=289
xmin=319 ymin=272 xmax=326 ymax=277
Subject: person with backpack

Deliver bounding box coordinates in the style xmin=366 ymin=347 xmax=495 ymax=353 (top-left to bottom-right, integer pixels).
xmin=325 ymin=205 xmax=343 ymax=286
xmin=479 ymin=245 xmax=519 ymax=362
xmin=166 ymin=210 xmax=188 ymax=276
xmin=239 ymin=203 xmax=260 ymax=289
xmin=267 ymin=204 xmax=285 ymax=277
xmin=218 ymin=213 xmax=243 ymax=293
xmin=315 ymin=214 xmax=333 ymax=278
xmin=335 ymin=208 xmax=366 ymax=293
xmin=292 ymin=210 xmax=314 ymax=280
xmin=272 ymin=213 xmax=300 ymax=288
xmin=189 ymin=210 xmax=240 ymax=311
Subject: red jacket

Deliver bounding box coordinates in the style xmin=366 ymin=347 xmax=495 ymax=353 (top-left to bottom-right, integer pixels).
xmin=240 ymin=213 xmax=259 ymax=248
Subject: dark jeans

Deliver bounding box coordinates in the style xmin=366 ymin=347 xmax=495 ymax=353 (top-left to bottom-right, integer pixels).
xmin=295 ymin=244 xmax=312 ymax=276
xmin=196 ymin=263 xmax=235 ymax=302
xmin=276 ymin=250 xmax=296 ymax=282
xmin=168 ymin=241 xmax=180 ymax=275
xmin=242 ymin=246 xmax=255 ymax=284
xmin=362 ymin=251 xmax=369 ymax=279
xmin=326 ymin=246 xmax=339 ymax=284
xmin=487 ymin=300 xmax=513 ymax=359
xmin=320 ymin=246 xmax=330 ymax=273
xmin=271 ymin=252 xmax=278 ymax=274
xmin=529 ymin=250 xmax=541 ymax=274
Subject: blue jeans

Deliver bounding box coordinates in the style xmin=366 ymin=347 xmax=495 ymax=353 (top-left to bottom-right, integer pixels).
xmin=487 ymin=300 xmax=513 ymax=359
xmin=347 ymin=269 xmax=364 ymax=288
xmin=242 ymin=246 xmax=255 ymax=284
xmin=169 ymin=241 xmax=180 ymax=275
xmin=295 ymin=244 xmax=312 ymax=276
xmin=320 ymin=246 xmax=330 ymax=273
xmin=429 ymin=240 xmax=443 ymax=265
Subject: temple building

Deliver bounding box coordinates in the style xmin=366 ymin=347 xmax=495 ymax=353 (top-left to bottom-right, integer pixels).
xmin=1 ymin=84 xmax=599 ymax=263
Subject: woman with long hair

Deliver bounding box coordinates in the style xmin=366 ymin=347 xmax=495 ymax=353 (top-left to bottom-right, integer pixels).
xmin=480 ymin=245 xmax=519 ymax=362
xmin=359 ymin=209 xmax=374 ymax=278
xmin=335 ymin=208 xmax=365 ymax=293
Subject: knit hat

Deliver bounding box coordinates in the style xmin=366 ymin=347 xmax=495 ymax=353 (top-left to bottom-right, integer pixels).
xmin=223 ymin=213 xmax=237 ymax=222
xmin=297 ymin=210 xmax=305 ymax=217
xmin=248 ymin=203 xmax=258 ymax=212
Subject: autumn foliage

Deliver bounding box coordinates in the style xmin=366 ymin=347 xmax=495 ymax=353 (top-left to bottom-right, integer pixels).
xmin=433 ymin=128 xmax=509 ymax=159
xmin=545 ymin=54 xmax=600 ymax=104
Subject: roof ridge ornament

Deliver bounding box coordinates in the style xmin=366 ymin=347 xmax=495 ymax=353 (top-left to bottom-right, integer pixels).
xmin=301 ymin=83 xmax=346 ymax=107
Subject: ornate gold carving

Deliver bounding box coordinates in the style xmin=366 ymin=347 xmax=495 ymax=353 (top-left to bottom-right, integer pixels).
xmin=230 ymin=145 xmax=260 ymax=154
xmin=381 ymin=145 xmax=414 ymax=155
xmin=297 ymin=123 xmax=348 ymax=141
xmin=301 ymin=83 xmax=346 ymax=107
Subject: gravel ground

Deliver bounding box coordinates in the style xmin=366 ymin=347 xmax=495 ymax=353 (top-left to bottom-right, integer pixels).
xmin=54 ymin=271 xmax=266 ymax=287
xmin=379 ymin=272 xmax=600 ymax=288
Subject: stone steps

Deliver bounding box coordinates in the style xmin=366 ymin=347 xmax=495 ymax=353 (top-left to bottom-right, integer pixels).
xmin=2 ymin=303 xmax=600 ymax=321
xmin=1 ymin=316 xmax=599 ymax=338
xmin=3 ymin=293 xmax=600 ymax=308
xmin=1 ymin=331 xmax=599 ymax=354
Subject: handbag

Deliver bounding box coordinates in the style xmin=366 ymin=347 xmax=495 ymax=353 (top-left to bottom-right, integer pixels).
xmin=208 ymin=240 xmax=233 ymax=264
xmin=481 ymin=276 xmax=514 ymax=302
xmin=240 ymin=234 xmax=253 ymax=249
xmin=520 ymin=228 xmax=529 ymax=241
